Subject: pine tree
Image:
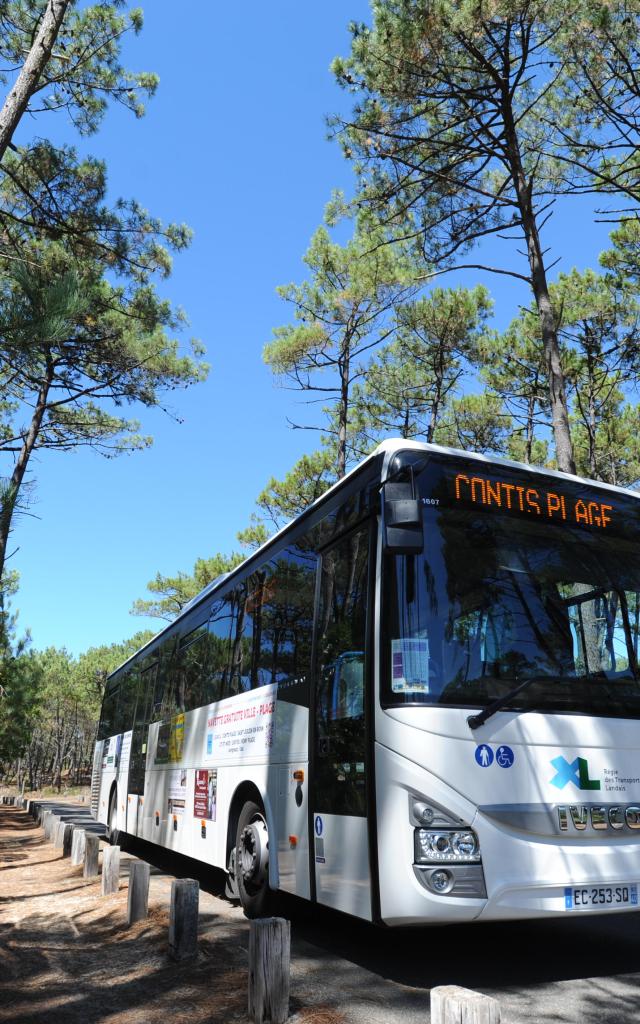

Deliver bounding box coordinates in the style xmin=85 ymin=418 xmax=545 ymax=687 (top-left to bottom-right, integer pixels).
xmin=264 ymin=220 xmax=411 ymax=479
xmin=330 ymin=1 xmax=640 ymax=473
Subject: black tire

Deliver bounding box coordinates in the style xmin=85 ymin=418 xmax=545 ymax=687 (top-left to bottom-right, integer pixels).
xmin=235 ymin=799 xmax=275 ymax=918
xmin=225 ymin=845 xmax=240 ymax=901
xmin=106 ymin=790 xmax=120 ymax=845
xmin=107 ymin=790 xmax=129 ymax=850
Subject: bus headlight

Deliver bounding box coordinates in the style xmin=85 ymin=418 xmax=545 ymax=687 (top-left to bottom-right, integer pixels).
xmin=414 ymin=828 xmax=481 ymax=864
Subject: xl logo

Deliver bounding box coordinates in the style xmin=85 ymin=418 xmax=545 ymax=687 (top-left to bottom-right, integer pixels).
xmin=550 ymin=755 xmax=601 ymax=791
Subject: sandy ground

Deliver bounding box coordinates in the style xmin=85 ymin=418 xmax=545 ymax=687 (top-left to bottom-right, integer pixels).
xmin=0 ymin=803 xmax=352 ymax=1024
xmin=0 ymin=802 xmax=443 ymax=1024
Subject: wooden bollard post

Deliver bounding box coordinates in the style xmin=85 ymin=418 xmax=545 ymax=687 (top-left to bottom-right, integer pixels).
xmin=102 ymin=845 xmax=120 ymax=895
xmin=54 ymin=820 xmax=68 ymax=849
xmin=61 ymin=823 xmax=74 ymax=858
xmin=431 ymin=986 xmax=501 ymax=1024
xmin=127 ymin=861 xmax=150 ymax=925
xmin=71 ymin=827 xmax=86 ymax=866
xmin=83 ymin=834 xmax=100 ymax=878
xmin=48 ymin=814 xmax=61 ymax=843
xmin=248 ymin=917 xmax=291 ymax=1024
xmin=168 ymin=878 xmax=199 ymax=961
xmin=42 ymin=810 xmax=53 ymax=840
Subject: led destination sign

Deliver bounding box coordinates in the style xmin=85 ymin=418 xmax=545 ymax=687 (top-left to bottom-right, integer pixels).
xmin=452 ymin=471 xmax=614 ymax=530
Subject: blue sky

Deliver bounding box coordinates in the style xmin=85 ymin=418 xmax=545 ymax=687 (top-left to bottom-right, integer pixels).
xmin=8 ymin=2 xmax=615 ymax=657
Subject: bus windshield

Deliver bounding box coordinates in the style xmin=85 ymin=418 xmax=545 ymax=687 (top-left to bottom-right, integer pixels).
xmin=382 ymin=455 xmax=640 ymax=718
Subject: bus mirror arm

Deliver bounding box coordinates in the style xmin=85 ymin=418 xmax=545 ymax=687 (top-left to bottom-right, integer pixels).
xmin=382 ymin=481 xmax=424 ymax=555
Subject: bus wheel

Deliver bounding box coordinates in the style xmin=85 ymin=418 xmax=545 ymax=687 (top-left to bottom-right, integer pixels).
xmin=235 ymin=800 xmax=272 ymax=918
xmin=225 ymin=846 xmax=239 ymax=900
xmin=107 ymin=791 xmax=120 ymax=846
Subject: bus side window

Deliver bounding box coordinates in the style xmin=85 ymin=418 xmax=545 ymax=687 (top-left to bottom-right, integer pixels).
xmin=228 ymin=582 xmax=252 ymax=695
xmin=148 ymin=638 xmax=172 ymax=719
xmin=254 ymin=564 xmax=278 ymax=687
xmin=152 ymin=663 xmax=166 ymax=718
xmin=243 ymin=548 xmax=315 ymax=703
xmin=98 ymin=682 xmax=119 ymax=740
xmin=207 ymin=597 xmax=234 ymax=702
xmin=116 ymin=669 xmax=138 ymax=734
xmin=139 ymin=662 xmax=158 ymax=727
xmin=177 ymin=625 xmax=208 ymax=711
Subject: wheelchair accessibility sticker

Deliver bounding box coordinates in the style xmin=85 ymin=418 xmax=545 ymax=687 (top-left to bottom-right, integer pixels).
xmin=475 ymin=744 xmax=515 ymax=769
xmin=496 ymin=745 xmax=515 ymax=768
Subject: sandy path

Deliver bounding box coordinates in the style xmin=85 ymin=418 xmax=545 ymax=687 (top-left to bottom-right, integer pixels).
xmin=0 ymin=803 xmax=434 ymax=1024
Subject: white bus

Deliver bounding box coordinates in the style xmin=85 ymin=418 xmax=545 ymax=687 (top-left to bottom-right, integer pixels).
xmin=91 ymin=439 xmax=640 ymax=924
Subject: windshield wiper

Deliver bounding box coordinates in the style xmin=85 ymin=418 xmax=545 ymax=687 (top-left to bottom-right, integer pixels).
xmin=467 ymin=675 xmax=575 ymax=730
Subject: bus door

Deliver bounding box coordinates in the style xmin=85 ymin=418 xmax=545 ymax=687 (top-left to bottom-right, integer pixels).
xmin=311 ymin=523 xmax=372 ymax=919
xmin=127 ymin=662 xmax=156 ymax=834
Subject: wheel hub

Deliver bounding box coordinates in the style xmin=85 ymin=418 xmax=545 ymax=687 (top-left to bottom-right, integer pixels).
xmin=239 ymin=819 xmax=269 ymax=885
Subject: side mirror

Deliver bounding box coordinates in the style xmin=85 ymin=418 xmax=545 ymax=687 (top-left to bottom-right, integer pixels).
xmin=382 ymin=481 xmax=423 ymax=554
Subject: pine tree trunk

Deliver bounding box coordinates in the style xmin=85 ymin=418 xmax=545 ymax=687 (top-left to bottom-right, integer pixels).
xmin=337 ymin=326 xmax=354 ymax=480
xmin=502 ymin=93 xmax=576 ymax=476
xmin=525 ymin=396 xmax=535 ymax=464
xmin=0 ymin=0 xmax=71 ymax=165
xmin=586 ymin=340 xmax=598 ymax=477
xmin=427 ymin=342 xmax=446 ymax=445
xmin=0 ymin=362 xmax=54 ymax=582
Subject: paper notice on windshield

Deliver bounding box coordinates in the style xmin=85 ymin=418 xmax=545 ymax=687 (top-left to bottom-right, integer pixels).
xmin=391 ymin=638 xmax=430 ymax=693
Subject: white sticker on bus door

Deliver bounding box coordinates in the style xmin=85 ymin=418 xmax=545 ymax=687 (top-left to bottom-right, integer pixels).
xmin=202 ymin=683 xmax=277 ymax=763
xmin=119 ymin=730 xmax=132 ymax=771
xmin=391 ymin=638 xmax=430 ymax=693
xmin=168 ymin=768 xmax=187 ymax=815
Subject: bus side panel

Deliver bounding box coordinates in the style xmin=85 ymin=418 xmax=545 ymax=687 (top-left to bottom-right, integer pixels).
xmin=116 ymin=730 xmax=132 ymax=833
xmin=136 ymin=697 xmax=311 ymax=899
xmin=275 ymin=758 xmax=310 ymax=898
xmin=96 ymin=734 xmax=120 ymax=827
xmin=90 ymin=741 xmax=104 ymax=820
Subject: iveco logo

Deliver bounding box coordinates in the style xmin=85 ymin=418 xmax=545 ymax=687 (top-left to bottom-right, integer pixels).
xmin=558 ymin=804 xmax=640 ymax=831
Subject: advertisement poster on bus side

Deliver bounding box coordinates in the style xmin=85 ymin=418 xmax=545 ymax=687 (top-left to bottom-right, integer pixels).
xmin=101 ymin=736 xmax=115 ymax=769
xmin=202 ymin=684 xmax=277 ymax=764
xmin=194 ymin=768 xmax=217 ymax=821
xmin=167 ymin=768 xmax=187 ymax=816
xmin=102 ymin=732 xmax=129 ymax=770
xmin=155 ymin=713 xmax=185 ymax=764
xmin=118 ymin=730 xmax=132 ymax=772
